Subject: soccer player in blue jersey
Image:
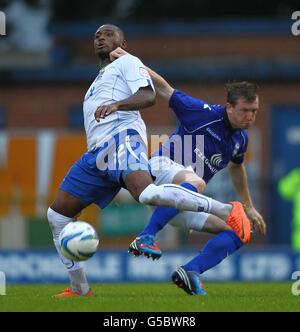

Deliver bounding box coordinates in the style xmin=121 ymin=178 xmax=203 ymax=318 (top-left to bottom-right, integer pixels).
xmin=111 ymin=47 xmax=266 ymax=296
xmin=47 ymin=25 xmax=248 ymax=297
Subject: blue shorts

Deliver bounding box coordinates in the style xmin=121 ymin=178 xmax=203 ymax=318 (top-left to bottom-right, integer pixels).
xmin=60 ymin=129 xmax=150 ymax=209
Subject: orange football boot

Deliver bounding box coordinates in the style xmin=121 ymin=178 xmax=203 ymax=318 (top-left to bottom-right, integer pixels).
xmin=226 ymin=202 xmax=251 ymax=244
xmin=53 ymin=288 xmax=93 ymax=297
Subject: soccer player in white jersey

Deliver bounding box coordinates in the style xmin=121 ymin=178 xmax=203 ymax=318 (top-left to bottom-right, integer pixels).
xmin=48 ymin=25 xmax=251 ymax=297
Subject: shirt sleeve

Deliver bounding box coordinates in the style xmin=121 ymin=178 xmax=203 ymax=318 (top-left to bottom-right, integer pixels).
xmin=169 ymin=89 xmax=217 ymax=132
xmin=231 ymin=131 xmax=248 ymax=164
xmin=119 ymin=54 xmax=154 ymax=94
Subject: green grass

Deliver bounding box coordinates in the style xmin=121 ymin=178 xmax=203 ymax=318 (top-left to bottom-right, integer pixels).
xmin=0 ymin=282 xmax=299 ymax=312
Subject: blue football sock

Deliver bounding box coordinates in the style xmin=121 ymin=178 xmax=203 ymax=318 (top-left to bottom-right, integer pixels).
xmin=139 ymin=182 xmax=198 ymax=237
xmin=183 ymin=230 xmax=243 ymax=274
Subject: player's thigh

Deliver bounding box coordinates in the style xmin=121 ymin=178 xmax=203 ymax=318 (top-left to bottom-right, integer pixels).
xmin=50 ymin=189 xmax=88 ymax=218
xmin=116 ymin=130 xmax=153 ymax=200
xmin=172 ymin=170 xmax=206 ymax=193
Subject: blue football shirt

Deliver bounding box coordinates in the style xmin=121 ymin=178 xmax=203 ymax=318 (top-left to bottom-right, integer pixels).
xmin=156 ymin=89 xmax=248 ymax=183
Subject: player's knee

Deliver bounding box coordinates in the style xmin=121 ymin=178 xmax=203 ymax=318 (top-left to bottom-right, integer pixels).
xmin=191 ymin=178 xmax=206 ymax=193
xmin=173 ymin=172 xmax=206 ymax=193
xmin=220 ymin=223 xmax=232 ymax=232
xmin=211 ymin=222 xmax=232 ymax=234
xmin=125 ymin=170 xmax=154 ymax=201
xmin=202 ymin=216 xmax=233 ymax=234
xmin=47 ymin=207 xmax=72 ymax=239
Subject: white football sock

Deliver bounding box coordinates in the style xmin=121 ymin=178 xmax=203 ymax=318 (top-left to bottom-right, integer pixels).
xmin=210 ymin=199 xmax=232 ymax=221
xmin=69 ymin=269 xmax=90 ymax=295
xmin=139 ymin=184 xmax=232 ymax=220
xmin=139 ymin=183 xmax=212 ymax=212
xmin=47 ymin=208 xmax=90 ymax=294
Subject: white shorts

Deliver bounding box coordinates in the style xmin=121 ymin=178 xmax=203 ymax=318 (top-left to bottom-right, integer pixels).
xmin=150 ymin=156 xmax=209 ymax=232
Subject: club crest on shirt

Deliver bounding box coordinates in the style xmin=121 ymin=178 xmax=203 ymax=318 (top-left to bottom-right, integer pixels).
xmin=232 ymin=142 xmax=240 ymax=157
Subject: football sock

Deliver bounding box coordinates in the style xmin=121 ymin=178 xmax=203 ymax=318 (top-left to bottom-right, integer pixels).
xmin=210 ymin=200 xmax=233 ymax=221
xmin=139 ymin=183 xmax=212 ymax=213
xmin=183 ymin=230 xmax=243 ymax=274
xmin=69 ymin=268 xmax=90 ymax=295
xmin=47 ymin=207 xmax=86 ymax=273
xmin=138 ymin=182 xmax=232 ymax=236
xmin=139 ymin=182 xmax=197 ymax=237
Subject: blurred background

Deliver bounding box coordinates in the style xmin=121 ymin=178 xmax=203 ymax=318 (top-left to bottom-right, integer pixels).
xmin=0 ymin=0 xmax=300 ymax=283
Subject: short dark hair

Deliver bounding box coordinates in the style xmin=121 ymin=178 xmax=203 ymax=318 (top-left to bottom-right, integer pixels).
xmin=225 ymin=81 xmax=258 ymax=106
xmin=98 ymin=24 xmax=125 ymax=42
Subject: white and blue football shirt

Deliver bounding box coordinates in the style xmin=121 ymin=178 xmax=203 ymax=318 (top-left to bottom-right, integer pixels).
xmin=83 ymin=54 xmax=154 ymax=151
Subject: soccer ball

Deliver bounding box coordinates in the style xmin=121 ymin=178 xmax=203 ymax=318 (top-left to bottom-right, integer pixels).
xmin=59 ymin=221 xmax=99 ymax=262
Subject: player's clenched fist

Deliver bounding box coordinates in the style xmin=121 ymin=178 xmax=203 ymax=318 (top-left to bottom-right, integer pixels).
xmin=94 ymin=103 xmax=119 ymax=122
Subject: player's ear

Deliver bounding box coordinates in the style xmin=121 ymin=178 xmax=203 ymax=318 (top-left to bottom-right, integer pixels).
xmin=226 ymin=102 xmax=233 ymax=114
xmin=121 ymin=39 xmax=127 ymax=49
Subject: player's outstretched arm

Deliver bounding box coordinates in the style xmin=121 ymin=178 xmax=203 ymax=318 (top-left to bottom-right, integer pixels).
xmin=228 ymin=161 xmax=266 ymax=235
xmin=110 ymin=47 xmax=174 ymax=101
xmin=145 ymin=67 xmax=174 ymax=101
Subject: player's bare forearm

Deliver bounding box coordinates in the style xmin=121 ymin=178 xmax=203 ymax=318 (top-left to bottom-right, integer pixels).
xmin=95 ymin=86 xmax=155 ymax=122
xmin=228 ymin=162 xmax=253 ymax=207
xmin=228 ymin=162 xmax=266 ymax=235
xmin=145 ymin=67 xmax=174 ymax=101
xmin=116 ymin=86 xmax=155 ymax=110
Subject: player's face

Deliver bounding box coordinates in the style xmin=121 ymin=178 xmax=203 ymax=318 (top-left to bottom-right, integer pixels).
xmin=227 ymin=96 xmax=258 ymax=129
xmin=94 ymin=27 xmax=123 ymax=58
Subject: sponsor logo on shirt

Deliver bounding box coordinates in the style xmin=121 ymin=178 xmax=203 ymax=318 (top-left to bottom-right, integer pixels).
xmin=194 ymin=148 xmax=218 ymax=174
xmin=206 ymin=128 xmax=221 ymax=141
xmin=210 ymin=153 xmax=223 ymax=167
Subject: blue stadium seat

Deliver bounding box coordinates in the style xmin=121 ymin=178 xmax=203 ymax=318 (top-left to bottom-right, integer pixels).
xmin=0 ymin=107 xmax=7 ymax=128
xmin=68 ymin=105 xmax=84 ymax=129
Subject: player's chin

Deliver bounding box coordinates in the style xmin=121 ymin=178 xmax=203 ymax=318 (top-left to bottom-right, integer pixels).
xmin=95 ymin=49 xmax=109 ymax=58
xmin=243 ymin=123 xmax=253 ymax=129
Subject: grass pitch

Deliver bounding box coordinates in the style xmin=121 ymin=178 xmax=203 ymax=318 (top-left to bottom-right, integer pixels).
xmin=0 ymin=282 xmax=299 ymax=312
